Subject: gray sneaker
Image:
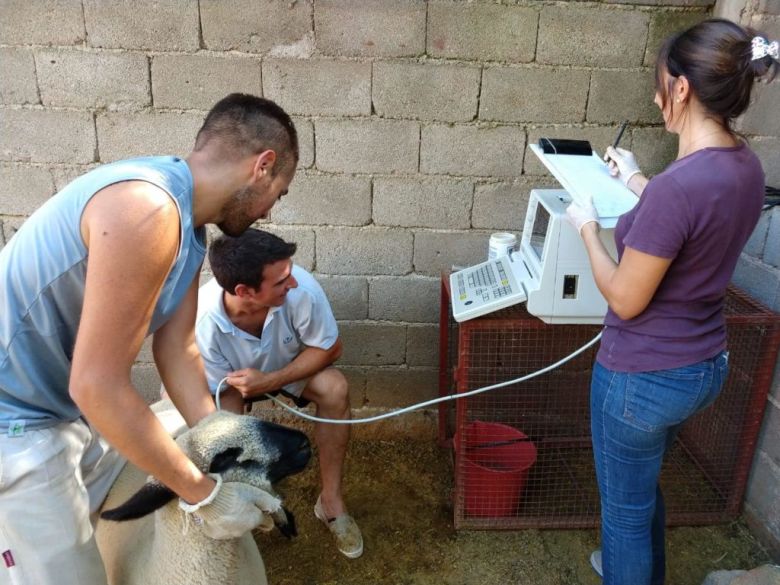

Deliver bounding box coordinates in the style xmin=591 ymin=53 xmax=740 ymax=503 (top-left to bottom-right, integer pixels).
xmin=590 ymin=550 xmax=603 ymax=578
xmin=314 ymin=496 xmax=364 ymax=559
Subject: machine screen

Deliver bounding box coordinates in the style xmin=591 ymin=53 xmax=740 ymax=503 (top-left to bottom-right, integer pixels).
xmin=530 ymin=204 xmax=550 ymax=261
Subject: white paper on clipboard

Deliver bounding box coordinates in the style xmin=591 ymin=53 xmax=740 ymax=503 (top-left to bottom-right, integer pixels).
xmin=529 ymin=143 xmax=638 ymax=228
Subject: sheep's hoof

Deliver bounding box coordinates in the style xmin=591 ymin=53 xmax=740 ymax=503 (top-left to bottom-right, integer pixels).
xmin=276 ymin=506 xmax=297 ymax=539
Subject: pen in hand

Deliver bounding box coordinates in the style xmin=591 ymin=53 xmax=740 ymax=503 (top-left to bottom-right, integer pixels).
xmin=604 ymin=120 xmax=629 ymax=162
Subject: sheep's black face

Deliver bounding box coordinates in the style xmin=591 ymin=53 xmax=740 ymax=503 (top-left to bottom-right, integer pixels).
xmin=255 ymin=420 xmax=311 ymax=484
xmin=180 ymin=412 xmax=312 ymax=488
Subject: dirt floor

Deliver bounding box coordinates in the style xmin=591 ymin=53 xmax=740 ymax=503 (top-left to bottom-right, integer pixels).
xmin=256 ymin=437 xmax=772 ymax=585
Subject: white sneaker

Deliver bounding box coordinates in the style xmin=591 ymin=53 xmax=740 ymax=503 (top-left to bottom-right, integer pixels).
xmin=314 ymin=496 xmax=364 ymax=559
xmin=590 ymin=550 xmax=603 ymax=578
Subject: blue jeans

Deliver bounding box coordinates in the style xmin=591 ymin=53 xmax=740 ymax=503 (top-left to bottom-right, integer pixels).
xmin=590 ymin=352 xmax=729 ymax=585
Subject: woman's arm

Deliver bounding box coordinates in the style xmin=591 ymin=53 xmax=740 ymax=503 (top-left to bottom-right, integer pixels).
xmin=580 ymin=223 xmax=672 ymax=320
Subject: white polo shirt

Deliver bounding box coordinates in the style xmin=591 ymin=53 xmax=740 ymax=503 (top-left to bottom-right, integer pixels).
xmin=196 ymin=265 xmax=339 ymax=397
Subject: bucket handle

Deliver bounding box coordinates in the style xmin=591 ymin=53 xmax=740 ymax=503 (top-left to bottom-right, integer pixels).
xmin=466 ymin=437 xmax=532 ymax=451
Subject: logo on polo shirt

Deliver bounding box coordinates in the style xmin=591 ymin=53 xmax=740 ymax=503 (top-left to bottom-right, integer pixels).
xmin=283 ymin=335 xmax=293 ymax=344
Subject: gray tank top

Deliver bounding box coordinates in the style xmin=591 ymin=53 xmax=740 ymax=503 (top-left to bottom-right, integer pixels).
xmin=0 ymin=156 xmax=206 ymax=430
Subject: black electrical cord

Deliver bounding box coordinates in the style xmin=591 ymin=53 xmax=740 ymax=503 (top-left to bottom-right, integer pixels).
xmin=765 ymin=185 xmax=780 ymax=211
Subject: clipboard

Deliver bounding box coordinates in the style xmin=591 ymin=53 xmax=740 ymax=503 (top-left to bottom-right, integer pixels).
xmin=529 ymin=143 xmax=638 ymax=228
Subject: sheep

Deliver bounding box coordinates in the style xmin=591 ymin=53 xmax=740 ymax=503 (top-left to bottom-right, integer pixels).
xmin=95 ymin=400 xmax=311 ymax=585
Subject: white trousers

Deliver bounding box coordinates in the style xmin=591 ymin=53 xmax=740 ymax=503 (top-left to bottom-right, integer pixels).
xmin=0 ymin=419 xmax=126 ymax=585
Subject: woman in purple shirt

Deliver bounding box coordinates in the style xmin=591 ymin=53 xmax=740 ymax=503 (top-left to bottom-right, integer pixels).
xmin=566 ymin=19 xmax=778 ymax=585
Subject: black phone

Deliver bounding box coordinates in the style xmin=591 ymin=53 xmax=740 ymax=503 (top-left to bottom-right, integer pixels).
xmin=538 ymin=138 xmax=593 ymax=156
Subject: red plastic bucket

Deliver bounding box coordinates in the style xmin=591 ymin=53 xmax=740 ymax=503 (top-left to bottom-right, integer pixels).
xmin=456 ymin=421 xmax=537 ymax=517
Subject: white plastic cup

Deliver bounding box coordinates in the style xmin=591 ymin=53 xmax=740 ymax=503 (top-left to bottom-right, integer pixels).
xmin=488 ymin=232 xmax=517 ymax=260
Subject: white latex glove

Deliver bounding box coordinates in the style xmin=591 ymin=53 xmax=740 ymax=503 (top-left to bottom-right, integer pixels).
xmin=605 ymin=146 xmax=641 ymax=186
xmin=179 ymin=474 xmax=282 ymax=540
xmin=566 ymin=197 xmax=599 ymax=235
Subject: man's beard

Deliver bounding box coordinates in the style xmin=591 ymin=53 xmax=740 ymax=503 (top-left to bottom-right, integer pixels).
xmin=218 ymin=186 xmax=257 ymax=237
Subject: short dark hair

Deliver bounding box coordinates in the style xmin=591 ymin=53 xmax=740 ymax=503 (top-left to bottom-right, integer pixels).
xmin=194 ymin=93 xmax=299 ymax=176
xmin=208 ymin=229 xmax=297 ymax=294
xmin=656 ymin=19 xmax=778 ymax=133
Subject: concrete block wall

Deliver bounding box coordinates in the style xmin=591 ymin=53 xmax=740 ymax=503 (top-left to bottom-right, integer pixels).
xmin=5 ymin=0 xmax=728 ymax=412
xmin=3 ymin=0 xmax=780 ymax=555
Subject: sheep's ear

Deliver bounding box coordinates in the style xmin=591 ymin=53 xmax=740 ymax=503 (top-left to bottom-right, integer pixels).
xmin=208 ymin=447 xmax=244 ymax=474
xmin=100 ymin=480 xmax=176 ymax=521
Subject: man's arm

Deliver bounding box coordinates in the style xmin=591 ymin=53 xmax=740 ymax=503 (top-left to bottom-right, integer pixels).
xmin=70 ymin=181 xmax=214 ymax=504
xmin=226 ymin=339 xmax=343 ymax=398
xmin=153 ymin=274 xmax=216 ymax=427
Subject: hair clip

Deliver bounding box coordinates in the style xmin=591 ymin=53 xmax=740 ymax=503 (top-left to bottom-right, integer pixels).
xmin=752 ymin=36 xmax=779 ymax=61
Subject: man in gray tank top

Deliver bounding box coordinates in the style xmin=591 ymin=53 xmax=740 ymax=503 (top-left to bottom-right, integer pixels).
xmin=0 ymin=94 xmax=299 ymax=584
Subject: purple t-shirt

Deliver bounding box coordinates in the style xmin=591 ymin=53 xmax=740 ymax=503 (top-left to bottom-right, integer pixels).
xmin=597 ymin=144 xmax=764 ymax=372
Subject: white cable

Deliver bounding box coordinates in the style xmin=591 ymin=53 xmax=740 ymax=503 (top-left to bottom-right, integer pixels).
xmin=215 ymin=330 xmax=603 ymax=424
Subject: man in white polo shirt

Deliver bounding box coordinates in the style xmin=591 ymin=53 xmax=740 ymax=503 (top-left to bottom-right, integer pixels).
xmin=196 ymin=228 xmax=363 ymax=559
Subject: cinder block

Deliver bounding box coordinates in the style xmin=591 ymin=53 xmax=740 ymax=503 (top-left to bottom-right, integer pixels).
xmin=427 ymin=2 xmax=537 ymax=62
xmin=368 ymin=276 xmax=440 ymax=323
xmin=752 ymin=137 xmax=780 ymax=187
xmin=201 ymin=0 xmax=313 ymax=53
xmin=421 ymin=124 xmax=524 ymax=178
xmin=587 ymin=69 xmax=662 ymax=124
xmin=0 ymin=216 xmax=25 ymax=249
xmin=137 ymin=337 xmax=155 ymax=364
xmin=758 ymin=0 xmax=780 ymax=15
xmin=413 ymin=230 xmax=492 ymax=276
xmin=0 ymin=49 xmax=39 ymax=105
xmin=0 ymin=0 xmax=84 ymax=45
xmin=96 ymin=112 xmax=204 ymax=161
xmin=630 ymin=127 xmax=678 ymax=177
xmin=525 ymin=126 xmax=619 ymax=176
xmin=0 ymin=165 xmax=54 ymax=215
xmin=131 ymin=363 xmax=162 ymax=405
xmin=732 ymin=254 xmax=780 ymax=312
xmin=315 ymin=119 xmax=419 ymax=174
xmin=263 ymin=59 xmax=371 ymax=117
xmin=315 ymin=275 xmax=368 ymax=320
xmin=406 ymin=324 xmax=439 ymax=367
xmin=36 ymin=49 xmax=150 ymax=109
xmin=0 ymin=109 xmax=95 ymax=164
xmin=755 ymin=400 xmax=780 ymax=466
xmin=373 ymin=61 xmax=480 ymax=122
xmin=83 ymin=0 xmax=199 ymax=50
xmin=271 ymin=172 xmax=371 ymax=226
xmin=373 ymin=176 xmax=473 ymax=229
xmin=644 ymin=11 xmax=708 ymax=66
xmin=293 ymin=118 xmax=314 ymax=169
xmin=744 ymin=211 xmax=771 ymax=259
xmin=316 ymin=227 xmax=413 ymax=275
xmin=152 ymin=55 xmax=263 ymax=111
xmin=261 ymin=225 xmax=315 ymax=271
xmin=764 ymin=207 xmax=780 ymax=268
xmin=480 ymin=66 xmax=589 ymax=124
xmin=604 ymin=0 xmax=711 ymax=4
xmin=315 ymin=0 xmax=425 ymax=57
xmin=740 ymin=82 xmax=780 ymax=137
xmin=51 ymin=164 xmax=98 ymax=192
xmin=365 ymin=367 xmax=438 ymax=407
xmin=538 ymin=6 xmax=648 ymax=67
xmin=745 ymin=452 xmax=780 ymax=540
xmin=472 ymin=179 xmax=534 ymax=232
xmin=337 ymin=366 xmax=367 ymax=408
xmin=338 ymin=321 xmax=407 ymax=365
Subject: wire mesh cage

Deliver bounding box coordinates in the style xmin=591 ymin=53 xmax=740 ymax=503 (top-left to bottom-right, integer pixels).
xmin=438 ymin=277 xmax=780 ymax=530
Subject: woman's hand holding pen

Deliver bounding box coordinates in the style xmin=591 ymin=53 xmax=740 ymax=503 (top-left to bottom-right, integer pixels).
xmin=605 ymin=146 xmax=646 ymax=195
